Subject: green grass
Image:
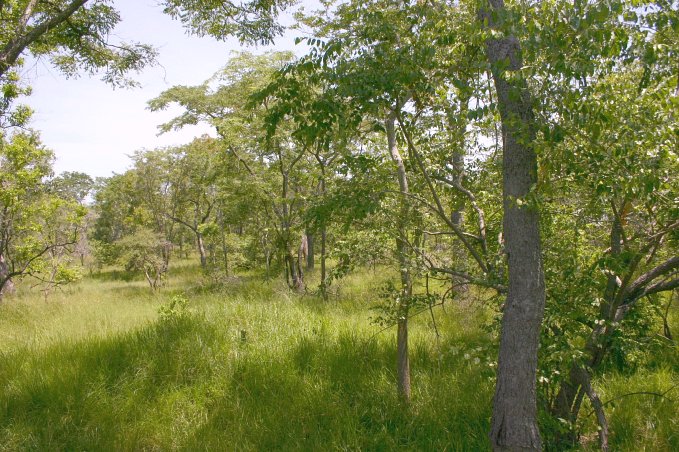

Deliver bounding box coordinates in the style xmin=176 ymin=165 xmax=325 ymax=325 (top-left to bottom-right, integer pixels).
xmin=0 ymin=265 xmax=676 ymax=451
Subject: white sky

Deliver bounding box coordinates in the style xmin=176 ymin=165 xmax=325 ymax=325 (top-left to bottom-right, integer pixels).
xmin=20 ymin=0 xmax=310 ymax=178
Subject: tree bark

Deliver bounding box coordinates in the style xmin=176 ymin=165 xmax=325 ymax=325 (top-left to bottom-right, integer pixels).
xmin=484 ymin=1 xmax=546 ymax=450
xmin=387 ymin=112 xmax=412 ymax=401
xmin=297 ymin=237 xmax=306 ymax=290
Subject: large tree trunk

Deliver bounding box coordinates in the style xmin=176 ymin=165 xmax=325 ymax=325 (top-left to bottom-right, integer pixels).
xmin=387 ymin=112 xmax=412 ymax=401
xmin=484 ymin=1 xmax=546 ymax=450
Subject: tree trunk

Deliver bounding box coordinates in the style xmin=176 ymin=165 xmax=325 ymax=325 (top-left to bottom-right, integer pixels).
xmin=320 ymin=225 xmax=327 ymax=300
xmin=220 ymin=230 xmax=229 ymax=275
xmin=286 ymin=251 xmax=303 ymax=291
xmin=197 ymin=232 xmax=207 ymax=269
xmin=297 ymin=240 xmax=306 ymax=290
xmin=306 ymin=231 xmax=315 ymax=270
xmin=0 ymin=254 xmax=14 ymax=298
xmin=387 ymin=112 xmax=412 ymax=402
xmin=319 ymin=172 xmax=328 ymax=300
xmin=484 ymin=1 xmax=546 ymax=450
xmin=448 ymin=95 xmax=469 ymax=294
xmin=284 ymin=252 xmax=291 ymax=287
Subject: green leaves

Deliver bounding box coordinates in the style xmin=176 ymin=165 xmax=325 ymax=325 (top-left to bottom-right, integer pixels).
xmin=0 ymin=131 xmax=86 ymax=294
xmin=160 ymin=0 xmax=296 ymax=45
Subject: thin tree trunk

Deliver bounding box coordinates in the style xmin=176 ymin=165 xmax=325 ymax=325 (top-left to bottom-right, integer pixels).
xmin=484 ymin=1 xmax=546 ymax=450
xmin=306 ymin=231 xmax=314 ymax=270
xmin=284 ymin=252 xmax=291 ymax=287
xmin=221 ymin=230 xmax=229 ymax=275
xmin=320 ymin=225 xmax=327 ymax=300
xmin=197 ymin=232 xmax=207 ymax=269
xmin=448 ymin=95 xmax=469 ymax=294
xmin=319 ymin=172 xmax=328 ymax=300
xmin=218 ymin=210 xmax=229 ymax=275
xmin=387 ymin=112 xmax=412 ymax=401
xmin=297 ymin=239 xmax=306 ymax=290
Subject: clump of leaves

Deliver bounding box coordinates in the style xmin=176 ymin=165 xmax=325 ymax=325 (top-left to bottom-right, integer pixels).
xmin=158 ymin=294 xmax=190 ymax=322
xmin=370 ymin=280 xmax=438 ymax=328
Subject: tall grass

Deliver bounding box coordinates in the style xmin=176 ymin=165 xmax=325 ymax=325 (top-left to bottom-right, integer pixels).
xmin=0 ymin=265 xmax=676 ymax=450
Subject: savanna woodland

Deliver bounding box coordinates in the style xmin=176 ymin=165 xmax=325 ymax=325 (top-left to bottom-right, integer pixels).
xmin=0 ymin=0 xmax=677 ymax=450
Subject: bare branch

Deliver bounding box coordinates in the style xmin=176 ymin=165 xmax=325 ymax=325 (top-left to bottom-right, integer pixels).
xmin=431 ymin=174 xmax=488 ymax=253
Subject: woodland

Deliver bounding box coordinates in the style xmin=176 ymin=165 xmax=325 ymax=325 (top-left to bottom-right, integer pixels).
xmin=0 ymin=1 xmax=677 ymax=451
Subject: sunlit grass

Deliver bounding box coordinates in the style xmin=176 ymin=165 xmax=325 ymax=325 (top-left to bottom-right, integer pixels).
xmin=0 ymin=263 xmax=676 ymax=450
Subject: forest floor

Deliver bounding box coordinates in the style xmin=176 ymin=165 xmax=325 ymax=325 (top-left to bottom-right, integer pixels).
xmin=0 ymin=261 xmax=676 ymax=451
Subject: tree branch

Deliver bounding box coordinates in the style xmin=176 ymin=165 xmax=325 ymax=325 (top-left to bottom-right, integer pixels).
xmin=395 ymin=111 xmax=489 ymax=274
xmin=0 ymin=0 xmax=89 ymax=76
xmin=623 ymin=256 xmax=679 ymax=304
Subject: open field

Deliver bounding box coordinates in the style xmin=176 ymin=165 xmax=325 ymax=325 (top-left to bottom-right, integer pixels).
xmin=0 ymin=265 xmax=677 ymax=451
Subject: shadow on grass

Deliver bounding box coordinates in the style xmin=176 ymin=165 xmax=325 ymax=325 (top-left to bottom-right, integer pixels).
xmin=184 ymin=329 xmax=494 ymax=451
xmin=0 ymin=314 xmax=493 ymax=451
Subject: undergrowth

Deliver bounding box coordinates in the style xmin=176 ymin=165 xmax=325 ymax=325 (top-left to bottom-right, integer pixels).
xmin=0 ymin=264 xmax=676 ymax=450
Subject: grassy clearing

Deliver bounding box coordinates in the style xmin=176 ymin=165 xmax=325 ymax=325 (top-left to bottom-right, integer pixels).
xmin=0 ymin=265 xmax=676 ymax=451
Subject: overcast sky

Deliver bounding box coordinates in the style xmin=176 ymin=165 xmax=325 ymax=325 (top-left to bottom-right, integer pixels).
xmin=21 ymin=0 xmax=309 ymax=178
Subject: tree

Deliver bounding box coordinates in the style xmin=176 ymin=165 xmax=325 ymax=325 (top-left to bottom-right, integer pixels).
xmin=481 ymin=1 xmax=546 ymax=450
xmin=163 ymin=137 xmax=223 ymax=270
xmin=539 ymin=51 xmax=678 ymax=452
xmin=0 ymin=132 xmax=85 ymax=297
xmin=116 ymin=228 xmax=169 ymax=291
xmin=49 ymin=171 xmax=94 ymax=205
xmin=0 ymin=0 xmax=156 ymax=134
xmin=0 ymin=1 xmax=156 ymax=290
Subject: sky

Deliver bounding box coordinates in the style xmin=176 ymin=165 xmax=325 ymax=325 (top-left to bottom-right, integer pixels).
xmin=20 ymin=0 xmax=310 ymax=178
